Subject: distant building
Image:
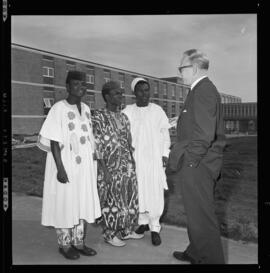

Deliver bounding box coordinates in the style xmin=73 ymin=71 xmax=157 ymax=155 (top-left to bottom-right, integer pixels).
xmin=220 ymin=93 xmax=241 ymax=104
xmin=12 ymin=43 xmax=250 ymax=136
xmin=222 ymin=102 xmax=257 ymax=134
xmin=160 ymin=77 xmax=184 ymax=84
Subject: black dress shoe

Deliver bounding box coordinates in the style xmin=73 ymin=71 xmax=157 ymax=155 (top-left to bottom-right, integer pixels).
xmin=151 ymin=232 xmax=161 ymax=246
xmin=135 ymin=224 xmax=150 ymax=235
xmin=72 ymin=245 xmax=97 ymax=256
xmin=59 ymin=246 xmax=80 ymax=260
xmin=173 ymin=251 xmax=195 ymax=264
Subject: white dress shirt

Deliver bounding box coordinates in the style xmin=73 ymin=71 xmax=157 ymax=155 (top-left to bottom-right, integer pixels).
xmin=191 ymin=75 xmax=207 ymax=90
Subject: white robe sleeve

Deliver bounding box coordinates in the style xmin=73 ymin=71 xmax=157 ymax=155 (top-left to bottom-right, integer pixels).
xmin=37 ymin=102 xmax=64 ymax=152
xmin=161 ymin=128 xmax=171 ymax=158
xmin=158 ymin=106 xmax=171 ymax=158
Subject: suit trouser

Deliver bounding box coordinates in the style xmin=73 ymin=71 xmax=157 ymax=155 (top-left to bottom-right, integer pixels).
xmin=179 ymin=162 xmax=225 ymax=264
xmin=56 ymin=219 xmax=86 ymax=248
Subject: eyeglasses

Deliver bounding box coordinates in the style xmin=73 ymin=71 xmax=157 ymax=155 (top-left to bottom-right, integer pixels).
xmin=178 ymin=65 xmax=193 ymax=74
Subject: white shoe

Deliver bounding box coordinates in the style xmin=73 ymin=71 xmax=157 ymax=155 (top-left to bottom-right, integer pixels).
xmin=105 ymin=236 xmax=126 ymax=247
xmin=122 ymin=231 xmax=144 ymax=240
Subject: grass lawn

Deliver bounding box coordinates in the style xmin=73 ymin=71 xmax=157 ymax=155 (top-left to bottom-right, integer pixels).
xmin=12 ymin=136 xmax=257 ymax=243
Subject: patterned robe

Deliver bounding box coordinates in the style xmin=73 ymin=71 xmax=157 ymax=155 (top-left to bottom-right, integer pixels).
xmin=92 ymin=109 xmax=139 ymax=240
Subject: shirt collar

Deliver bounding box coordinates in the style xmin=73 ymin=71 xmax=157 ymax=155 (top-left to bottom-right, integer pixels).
xmin=191 ymin=76 xmax=207 ymax=90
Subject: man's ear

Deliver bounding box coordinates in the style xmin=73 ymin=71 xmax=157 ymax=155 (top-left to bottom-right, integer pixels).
xmin=193 ymin=63 xmax=198 ymax=75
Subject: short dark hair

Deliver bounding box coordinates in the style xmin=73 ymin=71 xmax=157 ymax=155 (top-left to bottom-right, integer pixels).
xmin=66 ymin=70 xmax=86 ymax=85
xmin=101 ymin=81 xmax=121 ymax=102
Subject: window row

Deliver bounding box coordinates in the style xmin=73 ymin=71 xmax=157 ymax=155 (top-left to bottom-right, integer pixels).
xmin=223 ymin=106 xmax=256 ymax=116
xmin=221 ymin=96 xmax=241 ymax=104
xmin=42 ymin=64 xmax=186 ymax=98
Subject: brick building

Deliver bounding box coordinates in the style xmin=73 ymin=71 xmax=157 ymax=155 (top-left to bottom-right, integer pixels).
xmin=12 ymin=43 xmax=250 ymax=136
xmin=12 ymin=44 xmax=191 ymax=135
xmin=222 ymin=102 xmax=257 ymax=134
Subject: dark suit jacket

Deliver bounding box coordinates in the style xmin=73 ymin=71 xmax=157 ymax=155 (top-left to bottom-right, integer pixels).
xmin=167 ymin=77 xmax=226 ymax=180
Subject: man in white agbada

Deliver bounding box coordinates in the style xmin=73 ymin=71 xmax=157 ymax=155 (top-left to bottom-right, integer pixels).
xmin=122 ymin=77 xmax=171 ymax=246
xmin=37 ymin=71 xmax=101 ymax=260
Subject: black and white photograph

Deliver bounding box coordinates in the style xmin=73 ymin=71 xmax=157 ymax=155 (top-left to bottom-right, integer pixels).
xmin=2 ymin=3 xmax=261 ymax=269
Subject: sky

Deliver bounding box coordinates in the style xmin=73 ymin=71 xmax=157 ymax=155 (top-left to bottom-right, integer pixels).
xmin=11 ymin=15 xmax=257 ymax=102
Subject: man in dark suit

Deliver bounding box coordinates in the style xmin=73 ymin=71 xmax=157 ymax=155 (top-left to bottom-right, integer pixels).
xmin=167 ymin=49 xmax=226 ymax=264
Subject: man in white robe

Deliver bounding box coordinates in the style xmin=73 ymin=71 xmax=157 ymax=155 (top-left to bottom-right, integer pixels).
xmin=122 ymin=77 xmax=171 ymax=246
xmin=37 ymin=71 xmax=101 ymax=259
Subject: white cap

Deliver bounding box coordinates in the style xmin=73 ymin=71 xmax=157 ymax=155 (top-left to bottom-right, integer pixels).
xmin=131 ymin=77 xmax=147 ymax=92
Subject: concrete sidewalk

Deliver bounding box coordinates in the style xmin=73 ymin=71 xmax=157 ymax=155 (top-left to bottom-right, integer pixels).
xmin=12 ymin=192 xmax=258 ymax=264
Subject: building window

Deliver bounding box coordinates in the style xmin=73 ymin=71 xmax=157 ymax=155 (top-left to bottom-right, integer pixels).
xmin=86 ymin=69 xmax=95 ymax=84
xmin=43 ymin=86 xmax=55 ymax=91
xmin=43 ymin=67 xmax=54 ymax=78
xmin=179 ymin=87 xmax=183 ymax=99
xmin=171 ymin=85 xmax=176 ymax=98
xmin=84 ymin=93 xmax=95 ymax=109
xmin=163 ymin=83 xmax=167 ymax=96
xmin=86 ymin=74 xmax=95 ymax=84
xmin=104 ymin=70 xmax=111 ymax=83
xmin=42 ymin=55 xmax=54 ymax=61
xmin=153 ymin=81 xmax=158 ymax=95
xmin=221 ymin=96 xmax=225 ymax=103
xmin=86 ymin=93 xmax=95 ymax=101
xmin=43 ymin=98 xmax=54 ymax=115
xmin=43 ymin=98 xmax=54 ymax=108
xmin=171 ymin=103 xmax=176 ymax=117
xmin=89 ymin=101 xmax=95 ymax=110
xmin=179 ymin=104 xmax=183 ymax=112
xmin=119 ymin=73 xmax=125 ymax=89
xmin=163 ymin=101 xmax=168 ymax=114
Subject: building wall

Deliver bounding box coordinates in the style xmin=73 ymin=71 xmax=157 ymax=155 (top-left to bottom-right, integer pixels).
xmin=12 ymin=48 xmax=42 ymax=83
xmin=12 ymin=44 xmax=246 ymax=136
xmin=12 ymin=48 xmax=44 ymax=134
